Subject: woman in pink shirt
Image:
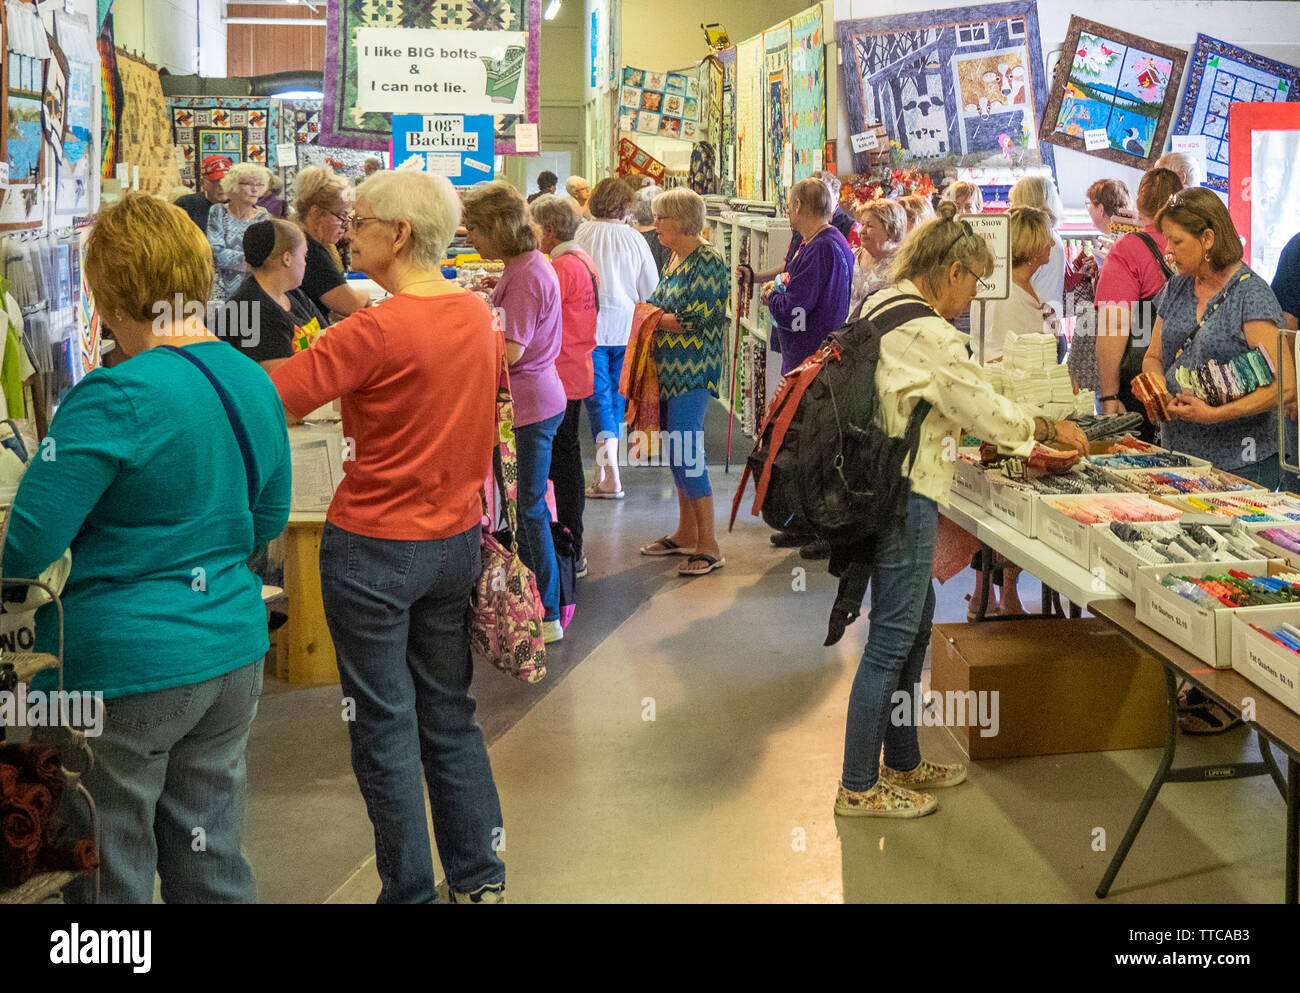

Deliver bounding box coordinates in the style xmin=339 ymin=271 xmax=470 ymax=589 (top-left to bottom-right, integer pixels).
xmin=270 ymin=170 xmax=506 ymax=904
xmin=533 ymin=194 xmax=599 ymax=577
xmin=462 ymin=181 xmax=568 ymax=643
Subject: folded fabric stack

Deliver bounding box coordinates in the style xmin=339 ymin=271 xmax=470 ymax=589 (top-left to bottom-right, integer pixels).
xmin=0 ymin=743 xmax=98 ymax=889
xmin=1041 ymin=495 xmax=1183 ymax=524
xmin=1120 ymin=469 xmax=1258 ymax=496
xmin=1106 ymin=520 xmax=1265 ymax=565
xmin=1073 ymin=390 xmax=1097 ymax=417
xmin=1173 ymin=346 xmax=1276 ymax=406
xmin=1069 ymin=413 xmax=1147 ymax=441
xmin=996 ymin=332 xmax=1081 ymax=419
xmin=1091 ymin=451 xmax=1199 ymax=469
xmin=1131 ymin=372 xmax=1172 ymax=423
xmin=1020 ymin=462 xmax=1131 ymax=495
xmin=1258 ymin=527 xmax=1300 ymax=555
xmin=1164 ymin=493 xmax=1300 ymax=523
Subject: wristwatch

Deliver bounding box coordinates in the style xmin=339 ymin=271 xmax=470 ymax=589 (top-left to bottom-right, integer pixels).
xmin=1098 ymin=394 xmax=1120 ymax=402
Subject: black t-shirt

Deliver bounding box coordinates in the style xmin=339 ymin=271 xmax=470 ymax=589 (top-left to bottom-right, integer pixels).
xmin=301 ymin=234 xmax=348 ymax=319
xmin=830 ymin=208 xmax=855 ymax=240
xmin=175 ymin=192 xmax=217 ymax=232
xmin=224 ymin=276 xmax=327 ymax=364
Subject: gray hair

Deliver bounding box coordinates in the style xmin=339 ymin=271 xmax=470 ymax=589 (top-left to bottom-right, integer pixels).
xmin=1153 ymin=152 xmax=1201 ymax=189
xmin=530 ymin=194 xmax=581 ymax=242
xmin=653 ymin=188 xmax=706 ymax=237
xmin=354 ymin=170 xmax=460 ymax=268
xmin=221 ymin=162 xmax=272 ymax=196
xmin=631 ymin=185 xmax=663 ymax=226
xmin=565 ymin=175 xmax=589 ymax=197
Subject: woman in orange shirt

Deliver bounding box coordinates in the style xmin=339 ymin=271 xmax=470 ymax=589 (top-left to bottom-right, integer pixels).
xmin=271 ymin=171 xmax=507 ymax=904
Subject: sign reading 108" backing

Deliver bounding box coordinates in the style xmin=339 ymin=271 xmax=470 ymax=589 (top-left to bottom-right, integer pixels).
xmin=355 ymin=28 xmax=528 ymax=116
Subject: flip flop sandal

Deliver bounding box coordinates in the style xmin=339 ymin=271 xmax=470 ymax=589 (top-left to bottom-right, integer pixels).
xmin=678 ymin=554 xmax=725 ymax=576
xmin=640 ymin=537 xmax=694 ymax=556
xmin=586 ymin=484 xmax=625 ymax=499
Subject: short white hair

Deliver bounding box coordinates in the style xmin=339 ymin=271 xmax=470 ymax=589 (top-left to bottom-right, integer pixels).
xmin=355 ymin=170 xmax=459 ymax=269
xmin=565 ymin=175 xmax=589 ymax=196
xmin=221 ymin=162 xmax=272 ymax=195
xmin=1009 ymin=175 xmax=1064 ymax=228
xmin=654 ymin=188 xmax=706 ymax=237
xmin=1154 ymin=152 xmax=1201 ymax=189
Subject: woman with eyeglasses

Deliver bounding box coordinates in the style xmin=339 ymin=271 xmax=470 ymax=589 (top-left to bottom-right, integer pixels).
xmin=292 ymin=165 xmax=371 ymax=321
xmin=207 ymin=162 xmax=272 ymax=305
xmin=1139 ymin=187 xmax=1290 ymax=488
xmin=835 ymin=202 xmax=1089 ymax=819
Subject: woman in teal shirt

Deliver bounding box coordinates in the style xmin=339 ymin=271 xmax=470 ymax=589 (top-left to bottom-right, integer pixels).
xmin=2 ymin=195 xmax=291 ymax=903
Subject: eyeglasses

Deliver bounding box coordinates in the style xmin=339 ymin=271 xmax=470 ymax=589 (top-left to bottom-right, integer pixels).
xmin=961 ymin=264 xmax=994 ymax=293
xmin=330 ymin=209 xmax=351 ymax=226
xmin=350 ymin=214 xmax=392 ymax=231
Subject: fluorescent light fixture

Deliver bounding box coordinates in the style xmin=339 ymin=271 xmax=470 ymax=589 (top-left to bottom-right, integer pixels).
xmin=270 ymin=90 xmax=325 ymax=99
xmin=544 ymin=0 xmax=561 ymax=20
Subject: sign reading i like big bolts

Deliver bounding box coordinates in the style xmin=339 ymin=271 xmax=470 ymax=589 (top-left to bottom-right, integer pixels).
xmin=356 ymin=28 xmax=528 ymax=115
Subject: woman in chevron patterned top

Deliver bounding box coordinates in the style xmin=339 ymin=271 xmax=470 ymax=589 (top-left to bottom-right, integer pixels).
xmin=638 ymin=189 xmax=729 ymax=577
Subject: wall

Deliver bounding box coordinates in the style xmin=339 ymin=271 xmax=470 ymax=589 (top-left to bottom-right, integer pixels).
xmin=226 ymin=2 xmax=326 ymax=77
xmin=620 ymin=0 xmax=814 ymax=71
xmin=110 ymin=0 xmax=226 ymax=77
xmin=830 ymin=0 xmax=1300 ymax=211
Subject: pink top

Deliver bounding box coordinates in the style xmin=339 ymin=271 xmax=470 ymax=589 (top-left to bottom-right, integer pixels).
xmin=1095 ymin=224 xmax=1169 ymax=307
xmin=494 ymin=250 xmax=567 ymax=427
xmin=550 ymin=244 xmax=599 ymax=400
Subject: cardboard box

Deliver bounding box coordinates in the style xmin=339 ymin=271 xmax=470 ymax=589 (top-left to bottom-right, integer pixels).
xmin=930 ymin=619 xmax=1168 ymax=759
xmin=1251 ymin=527 xmax=1300 ymax=570
xmin=1089 ymin=525 xmax=1272 ymax=600
xmin=952 ymin=457 xmax=991 ymax=508
xmin=1133 ymin=560 xmax=1283 ymax=668
xmin=986 ymin=479 xmax=1039 ymax=537
xmin=1230 ymin=606 xmax=1300 ymax=715
xmin=1035 ymin=499 xmax=1101 ymax=568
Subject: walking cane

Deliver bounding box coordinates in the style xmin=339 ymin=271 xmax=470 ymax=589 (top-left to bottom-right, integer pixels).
xmin=726 ymin=264 xmax=751 ymax=473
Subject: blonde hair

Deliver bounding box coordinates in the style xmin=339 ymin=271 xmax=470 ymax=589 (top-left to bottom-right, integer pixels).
xmin=1009 ymin=175 xmax=1064 ymax=228
xmin=943 ymin=181 xmax=983 ymax=214
xmin=355 ymin=169 xmax=461 ymax=269
xmin=293 ymin=164 xmax=352 ymax=220
xmin=653 ymin=188 xmax=706 ymax=237
xmin=86 ymin=193 xmax=213 ymax=322
xmin=220 ymin=161 xmax=272 ymax=196
xmin=461 ymin=180 xmax=538 ymax=257
xmin=1006 ymin=206 xmax=1053 ymax=267
xmin=898 ymin=194 xmax=936 ymax=230
xmin=1156 ymin=187 xmax=1244 ymax=270
xmin=890 ymin=201 xmax=994 ymax=291
xmin=855 ymin=199 xmax=907 ymax=245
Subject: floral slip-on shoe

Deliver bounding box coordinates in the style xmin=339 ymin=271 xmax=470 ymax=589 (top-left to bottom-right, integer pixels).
xmin=879 ymin=759 xmax=968 ymax=790
xmin=834 ymin=782 xmax=938 ymax=818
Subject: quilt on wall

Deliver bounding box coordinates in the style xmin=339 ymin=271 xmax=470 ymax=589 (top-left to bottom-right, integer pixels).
xmin=618 ymin=65 xmax=704 ymax=141
xmin=322 ymin=0 xmax=541 ymax=155
xmin=2 ymin=0 xmax=50 ymax=230
xmin=116 ymin=51 xmax=182 ymax=197
xmin=1173 ymin=34 xmax=1300 ymax=192
xmin=764 ymin=22 xmax=790 ymax=211
xmin=790 ymin=4 xmax=825 ymax=183
xmin=55 ymin=10 xmax=96 ymax=217
xmin=169 ymin=97 xmax=273 ymax=186
xmin=98 ymin=18 xmax=120 ymax=183
xmin=735 ymin=36 xmax=763 ymax=201
xmin=836 ymin=0 xmax=1055 ymax=177
xmin=718 ymin=47 xmax=737 ymax=197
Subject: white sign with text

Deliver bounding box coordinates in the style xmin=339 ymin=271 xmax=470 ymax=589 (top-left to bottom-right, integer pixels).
xmin=356 ymin=28 xmax=528 ymax=115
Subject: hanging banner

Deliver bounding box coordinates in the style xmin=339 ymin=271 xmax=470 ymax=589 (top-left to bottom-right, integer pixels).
xmin=390 ymin=113 xmax=495 ymax=187
xmin=355 ymin=29 xmax=528 ymax=115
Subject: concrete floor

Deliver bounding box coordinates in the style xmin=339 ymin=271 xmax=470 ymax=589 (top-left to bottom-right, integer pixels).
xmin=243 ymin=405 xmax=1290 ymax=903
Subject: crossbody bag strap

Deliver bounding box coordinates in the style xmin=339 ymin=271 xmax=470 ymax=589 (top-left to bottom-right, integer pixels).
xmin=1171 ymin=269 xmax=1252 ymax=367
xmin=160 ymin=346 xmax=257 ymax=510
xmin=491 ymin=350 xmax=522 ymax=544
xmin=1134 ymin=232 xmax=1173 ymax=280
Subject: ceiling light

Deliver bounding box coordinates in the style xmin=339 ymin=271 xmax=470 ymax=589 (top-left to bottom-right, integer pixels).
xmin=544 ymin=0 xmax=561 ymax=20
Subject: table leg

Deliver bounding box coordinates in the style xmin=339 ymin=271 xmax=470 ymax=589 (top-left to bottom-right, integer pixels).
xmin=1097 ymin=663 xmax=1180 ymax=899
xmin=283 ymin=523 xmax=340 ymax=685
xmin=971 ymin=546 xmax=994 ymax=621
xmin=1288 ymin=756 xmax=1299 ymax=905
xmin=1259 ymin=736 xmax=1288 ymax=799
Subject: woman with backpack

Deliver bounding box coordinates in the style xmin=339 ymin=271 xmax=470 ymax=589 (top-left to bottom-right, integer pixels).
xmin=835 ymin=203 xmax=1089 ymax=819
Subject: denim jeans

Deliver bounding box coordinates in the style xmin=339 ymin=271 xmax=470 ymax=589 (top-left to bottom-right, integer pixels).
xmin=841 ymin=494 xmax=939 ymax=792
xmin=60 ymin=663 xmax=263 ymax=904
xmin=515 ymin=411 xmax=563 ymax=622
xmin=319 ymin=522 xmax=505 ymax=903
xmin=659 ymin=389 xmax=712 ymax=499
xmin=584 ymin=345 xmax=626 ymax=442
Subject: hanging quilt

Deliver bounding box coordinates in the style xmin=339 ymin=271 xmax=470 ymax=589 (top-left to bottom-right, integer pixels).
xmin=169 ymin=96 xmax=273 ymax=187
xmin=2 ymin=0 xmax=51 ymax=230
xmin=322 ymin=0 xmax=541 ymax=155
xmin=790 ymin=4 xmax=825 ymax=183
xmin=735 ymin=36 xmax=763 ymax=201
xmin=116 ymin=51 xmax=182 ymax=197
xmin=1173 ymin=34 xmax=1300 ymax=192
xmin=764 ymin=22 xmax=790 ymax=211
xmin=718 ymin=46 xmax=736 ymax=197
xmin=54 ymin=10 xmax=95 ymax=217
xmin=617 ymin=137 xmax=665 ymax=183
xmin=618 ymin=65 xmax=702 ymax=141
xmin=836 ymin=1 xmax=1055 ymax=176
xmin=1041 ymin=18 xmax=1186 ymax=170
xmin=98 ymin=19 xmax=121 ymax=183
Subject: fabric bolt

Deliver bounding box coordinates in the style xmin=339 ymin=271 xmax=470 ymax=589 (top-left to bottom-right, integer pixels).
xmin=585 ymin=345 xmax=627 ymax=441
xmin=767 ymin=226 xmax=854 ymax=375
xmin=494 ymin=250 xmax=567 ymax=427
xmin=51 ymin=663 xmax=263 ymax=903
xmin=514 ymin=411 xmax=564 ymax=622
xmin=659 ymin=389 xmax=712 ymax=499
xmin=869 ymin=281 xmax=1037 ymax=506
xmin=649 ymin=245 xmax=729 ymax=399
xmin=1156 ymin=266 xmax=1284 ymax=469
xmin=271 ymin=292 xmax=503 ymax=541
xmin=319 ymin=522 xmax=505 ymax=904
xmin=207 ymin=204 xmax=271 ymax=304
xmin=574 ymin=220 xmax=660 ymax=347
xmin=549 ymin=242 xmax=600 ymax=400
xmin=971 ymin=281 xmax=1053 ymax=365
xmin=3 ymin=341 xmax=290 ymax=700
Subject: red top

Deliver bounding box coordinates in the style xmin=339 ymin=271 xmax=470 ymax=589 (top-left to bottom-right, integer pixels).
xmin=1095 ymin=224 xmax=1169 ymax=307
xmin=272 ymin=291 xmax=504 ymax=541
xmin=550 ymin=247 xmax=600 ymax=400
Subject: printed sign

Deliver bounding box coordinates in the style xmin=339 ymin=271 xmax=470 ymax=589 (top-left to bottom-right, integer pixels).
xmin=390 ymin=114 xmax=496 ymax=188
xmin=850 ymin=130 xmax=879 ymax=153
xmin=356 ymin=28 xmax=528 ymax=115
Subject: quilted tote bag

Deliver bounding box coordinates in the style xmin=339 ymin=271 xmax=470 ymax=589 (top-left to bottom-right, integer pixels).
xmin=467 ymin=359 xmax=548 ymax=684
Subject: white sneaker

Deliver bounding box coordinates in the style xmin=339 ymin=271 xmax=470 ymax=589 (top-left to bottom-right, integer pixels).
xmin=449 ymin=881 xmax=506 ymax=904
xmin=542 ymin=619 xmax=564 ymax=644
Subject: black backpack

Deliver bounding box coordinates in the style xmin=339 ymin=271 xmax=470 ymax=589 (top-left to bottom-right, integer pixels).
xmin=730 ymin=294 xmax=938 ymax=641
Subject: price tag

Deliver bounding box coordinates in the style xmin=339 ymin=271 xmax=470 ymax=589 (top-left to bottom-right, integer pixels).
xmin=425 ymin=152 xmax=460 ymax=177
xmin=1171 ymin=134 xmax=1207 ymax=181
xmin=514 ymin=123 xmax=539 ymax=153
xmin=1084 ymin=128 xmax=1109 ymax=151
xmin=781 ymin=142 xmax=793 ymax=186
xmin=276 ymin=142 xmax=298 ymax=168
xmin=850 ymin=130 xmax=879 ymax=153
xmin=132 ymin=165 xmax=140 ymax=190
xmin=0 ymin=163 xmax=9 ymax=189
xmin=812 ymin=148 xmax=823 ymax=172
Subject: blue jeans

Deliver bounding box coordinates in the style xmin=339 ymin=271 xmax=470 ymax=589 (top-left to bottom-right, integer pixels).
xmin=584 ymin=345 xmax=626 ymax=442
xmin=319 ymin=522 xmax=505 ymax=904
xmin=515 ymin=411 xmax=563 ymax=622
xmin=659 ymin=389 xmax=713 ymax=499
xmin=841 ymin=495 xmax=939 ymax=791
xmin=60 ymin=663 xmax=263 ymax=904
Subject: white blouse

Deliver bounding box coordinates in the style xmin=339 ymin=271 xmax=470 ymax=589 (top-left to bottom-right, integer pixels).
xmin=871 ymin=280 xmax=1037 ymax=506
xmin=970 ymin=281 xmax=1054 ymax=364
xmin=573 ymin=220 xmax=660 ymax=347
